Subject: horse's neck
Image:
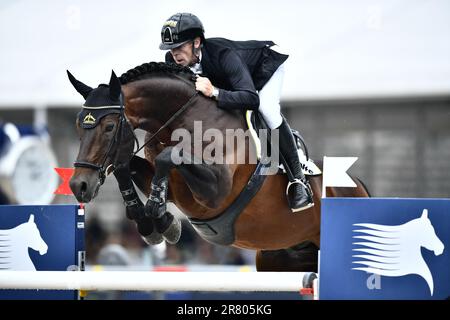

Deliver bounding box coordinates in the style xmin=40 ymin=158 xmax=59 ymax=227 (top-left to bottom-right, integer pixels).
xmin=123 ymin=76 xmax=196 ymax=128
xmin=124 ymin=76 xmax=245 ymax=132
xmin=182 ymin=98 xmax=244 ymax=131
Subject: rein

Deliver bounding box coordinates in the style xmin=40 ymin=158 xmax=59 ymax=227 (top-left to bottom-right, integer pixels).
xmin=131 ymin=92 xmax=198 ymax=157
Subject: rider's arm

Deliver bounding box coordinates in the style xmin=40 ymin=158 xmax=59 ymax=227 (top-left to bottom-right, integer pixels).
xmin=215 ymin=49 xmax=259 ymax=110
xmin=165 ymin=50 xmax=259 ymax=110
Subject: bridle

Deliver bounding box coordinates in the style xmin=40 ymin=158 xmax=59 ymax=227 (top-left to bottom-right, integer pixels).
xmin=74 ymin=92 xmax=135 ymax=185
xmin=74 ymin=91 xmax=198 ymax=185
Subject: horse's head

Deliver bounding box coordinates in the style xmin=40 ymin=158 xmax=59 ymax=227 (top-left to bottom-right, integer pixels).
xmin=67 ymin=70 xmax=135 ymax=203
xmin=418 ymin=209 xmax=445 ymax=256
xmin=25 ymin=215 xmax=48 ymax=255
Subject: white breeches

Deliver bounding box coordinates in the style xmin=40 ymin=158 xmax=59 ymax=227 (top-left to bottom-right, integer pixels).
xmin=258 ymin=62 xmax=285 ymax=129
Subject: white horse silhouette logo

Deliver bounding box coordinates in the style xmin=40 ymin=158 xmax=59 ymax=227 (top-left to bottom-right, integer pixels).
xmin=352 ymin=209 xmax=445 ymax=295
xmin=0 ymin=214 xmax=48 ymax=271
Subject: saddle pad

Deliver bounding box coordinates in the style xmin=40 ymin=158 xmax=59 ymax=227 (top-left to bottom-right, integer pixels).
xmin=245 ymin=111 xmax=321 ymax=176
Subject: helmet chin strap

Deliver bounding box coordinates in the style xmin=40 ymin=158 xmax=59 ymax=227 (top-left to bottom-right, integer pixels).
xmin=190 ymin=40 xmax=200 ymax=66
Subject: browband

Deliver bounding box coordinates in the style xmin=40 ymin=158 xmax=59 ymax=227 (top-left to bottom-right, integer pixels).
xmin=82 ymin=105 xmax=123 ymax=110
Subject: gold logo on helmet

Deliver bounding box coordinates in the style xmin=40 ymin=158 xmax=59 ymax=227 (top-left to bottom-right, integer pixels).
xmin=163 ymin=20 xmax=177 ymax=28
xmin=83 ymin=113 xmax=96 ymax=125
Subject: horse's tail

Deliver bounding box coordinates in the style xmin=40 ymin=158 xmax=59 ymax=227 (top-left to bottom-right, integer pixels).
xmin=354 ymin=177 xmax=371 ymax=197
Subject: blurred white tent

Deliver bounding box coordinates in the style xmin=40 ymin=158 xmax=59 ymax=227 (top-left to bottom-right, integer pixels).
xmin=0 ymin=0 xmax=449 ymax=107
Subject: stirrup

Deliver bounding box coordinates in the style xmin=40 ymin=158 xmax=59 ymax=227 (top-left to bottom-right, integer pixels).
xmin=286 ymin=179 xmax=314 ymax=212
xmin=286 ymin=178 xmax=313 ymax=197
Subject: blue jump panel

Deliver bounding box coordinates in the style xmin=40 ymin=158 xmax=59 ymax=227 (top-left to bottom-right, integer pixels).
xmin=320 ymin=198 xmax=450 ymax=300
xmin=0 ymin=205 xmax=84 ymax=300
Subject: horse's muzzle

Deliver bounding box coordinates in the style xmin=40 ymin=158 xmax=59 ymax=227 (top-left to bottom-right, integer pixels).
xmin=69 ymin=173 xmax=100 ymax=203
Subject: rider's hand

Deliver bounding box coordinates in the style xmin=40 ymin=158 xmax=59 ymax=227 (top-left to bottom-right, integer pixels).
xmin=195 ymin=75 xmax=214 ymax=98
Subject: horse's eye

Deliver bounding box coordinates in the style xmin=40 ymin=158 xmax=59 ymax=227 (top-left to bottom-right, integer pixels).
xmin=105 ymin=124 xmax=115 ymax=132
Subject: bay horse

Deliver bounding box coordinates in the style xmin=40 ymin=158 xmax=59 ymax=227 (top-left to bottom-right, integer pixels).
xmin=68 ymin=62 xmax=369 ymax=271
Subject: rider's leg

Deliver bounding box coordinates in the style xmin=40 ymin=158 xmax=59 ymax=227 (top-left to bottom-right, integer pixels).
xmin=278 ymin=117 xmax=313 ymax=211
xmin=257 ymin=63 xmax=283 ymax=130
xmin=258 ymin=63 xmax=313 ymax=212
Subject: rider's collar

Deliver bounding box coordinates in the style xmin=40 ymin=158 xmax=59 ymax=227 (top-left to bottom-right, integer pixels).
xmin=190 ymin=51 xmax=203 ymax=75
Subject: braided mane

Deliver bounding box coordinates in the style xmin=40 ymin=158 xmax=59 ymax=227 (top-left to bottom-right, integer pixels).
xmin=119 ymin=62 xmax=195 ymax=84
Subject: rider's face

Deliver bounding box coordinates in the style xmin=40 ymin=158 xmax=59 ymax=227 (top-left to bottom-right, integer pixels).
xmin=170 ymin=37 xmax=201 ymax=67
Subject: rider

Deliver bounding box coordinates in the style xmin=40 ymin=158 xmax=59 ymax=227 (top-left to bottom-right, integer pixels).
xmin=159 ymin=13 xmax=313 ymax=212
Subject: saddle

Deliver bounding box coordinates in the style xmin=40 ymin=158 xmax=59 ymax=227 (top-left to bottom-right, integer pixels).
xmin=245 ymin=110 xmax=321 ymax=176
xmin=188 ymin=111 xmax=319 ymax=246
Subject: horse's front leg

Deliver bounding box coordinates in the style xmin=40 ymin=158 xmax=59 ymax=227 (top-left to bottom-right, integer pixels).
xmin=146 ymin=146 xmax=232 ymax=242
xmin=147 ymin=144 xmax=233 ymax=207
xmin=145 ymin=147 xmax=182 ymax=244
xmin=113 ymin=162 xmax=163 ymax=245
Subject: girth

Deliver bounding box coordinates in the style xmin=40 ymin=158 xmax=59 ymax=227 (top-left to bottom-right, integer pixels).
xmin=188 ymin=160 xmax=270 ymax=246
xmin=187 ymin=111 xmax=272 ymax=246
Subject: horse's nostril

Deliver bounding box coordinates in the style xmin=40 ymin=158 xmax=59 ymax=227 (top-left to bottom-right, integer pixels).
xmin=80 ymin=181 xmax=88 ymax=194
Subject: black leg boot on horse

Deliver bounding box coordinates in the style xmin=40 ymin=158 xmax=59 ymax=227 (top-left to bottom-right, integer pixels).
xmin=113 ymin=166 xmax=164 ymax=245
xmin=277 ymin=118 xmax=314 ymax=212
xmin=144 ymin=150 xmax=182 ymax=244
xmin=145 ymin=176 xmax=182 ymax=244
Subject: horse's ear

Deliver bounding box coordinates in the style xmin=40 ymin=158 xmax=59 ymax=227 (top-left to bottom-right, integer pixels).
xmin=109 ymin=70 xmax=121 ymax=101
xmin=67 ymin=70 xmax=93 ymax=99
xmin=29 ymin=214 xmax=34 ymax=223
xmin=421 ymin=209 xmax=428 ymax=219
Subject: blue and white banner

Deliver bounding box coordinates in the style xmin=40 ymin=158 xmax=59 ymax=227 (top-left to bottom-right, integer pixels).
xmin=0 ymin=205 xmax=84 ymax=299
xmin=320 ymin=198 xmax=449 ymax=300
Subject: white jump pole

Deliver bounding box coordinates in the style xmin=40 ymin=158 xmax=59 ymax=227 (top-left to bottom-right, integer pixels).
xmin=0 ymin=271 xmax=315 ymax=292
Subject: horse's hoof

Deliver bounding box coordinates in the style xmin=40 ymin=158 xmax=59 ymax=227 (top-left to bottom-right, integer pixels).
xmin=141 ymin=232 xmax=164 ymax=245
xmin=136 ymin=216 xmax=164 ymax=245
xmin=161 ymin=215 xmax=182 ymax=244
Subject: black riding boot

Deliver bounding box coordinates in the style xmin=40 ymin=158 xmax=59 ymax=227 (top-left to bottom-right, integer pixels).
xmin=277 ymin=119 xmax=314 ymax=212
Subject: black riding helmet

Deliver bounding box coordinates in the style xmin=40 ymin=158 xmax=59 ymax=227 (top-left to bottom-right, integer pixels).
xmin=159 ymin=13 xmax=205 ymax=50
